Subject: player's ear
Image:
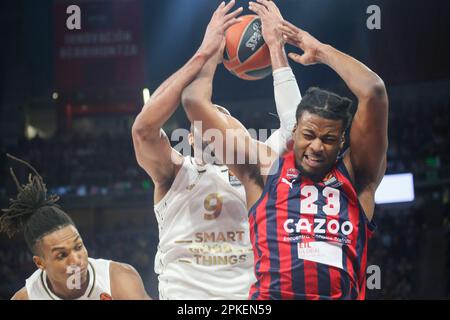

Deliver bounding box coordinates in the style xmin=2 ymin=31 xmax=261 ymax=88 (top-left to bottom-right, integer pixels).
xmin=340 ymin=135 xmax=345 ymax=149
xmin=33 ymin=255 xmax=45 ymax=271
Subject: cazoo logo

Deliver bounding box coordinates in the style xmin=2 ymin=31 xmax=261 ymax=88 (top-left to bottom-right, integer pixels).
xmin=283 ymin=218 xmax=354 ymax=236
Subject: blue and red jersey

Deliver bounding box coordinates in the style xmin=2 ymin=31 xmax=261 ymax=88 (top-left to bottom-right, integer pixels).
xmin=248 ymin=151 xmax=376 ymax=300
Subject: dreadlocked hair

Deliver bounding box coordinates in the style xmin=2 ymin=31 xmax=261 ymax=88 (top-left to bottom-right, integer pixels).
xmin=0 ymin=154 xmax=74 ymax=254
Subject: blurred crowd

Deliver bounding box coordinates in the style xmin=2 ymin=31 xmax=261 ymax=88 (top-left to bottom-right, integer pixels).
xmin=0 ymin=132 xmax=145 ymax=198
xmin=386 ymin=102 xmax=450 ymax=181
xmin=366 ymin=206 xmax=424 ymax=299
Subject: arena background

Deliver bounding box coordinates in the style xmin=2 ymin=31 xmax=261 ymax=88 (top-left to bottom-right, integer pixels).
xmin=0 ymin=0 xmax=449 ymax=299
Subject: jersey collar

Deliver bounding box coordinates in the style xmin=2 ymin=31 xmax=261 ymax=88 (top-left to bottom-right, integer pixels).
xmin=40 ymin=260 xmax=96 ymax=300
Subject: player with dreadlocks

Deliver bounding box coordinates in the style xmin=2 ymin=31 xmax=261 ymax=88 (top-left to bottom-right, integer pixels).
xmin=0 ymin=154 xmax=151 ymax=300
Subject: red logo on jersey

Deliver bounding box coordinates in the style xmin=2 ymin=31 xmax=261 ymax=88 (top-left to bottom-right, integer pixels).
xmin=100 ymin=292 xmax=113 ymax=300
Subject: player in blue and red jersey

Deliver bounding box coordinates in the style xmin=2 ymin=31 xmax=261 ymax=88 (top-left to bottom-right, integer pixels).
xmin=182 ymin=0 xmax=388 ymax=300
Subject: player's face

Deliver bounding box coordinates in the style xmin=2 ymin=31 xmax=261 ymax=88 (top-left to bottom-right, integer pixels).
xmin=34 ymin=225 xmax=89 ymax=289
xmin=292 ymin=111 xmax=345 ymax=181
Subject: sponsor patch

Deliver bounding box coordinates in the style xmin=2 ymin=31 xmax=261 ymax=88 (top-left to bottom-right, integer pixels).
xmin=298 ymin=241 xmax=343 ymax=270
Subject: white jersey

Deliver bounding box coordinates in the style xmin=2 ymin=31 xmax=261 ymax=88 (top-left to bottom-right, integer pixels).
xmin=25 ymin=258 xmax=112 ymax=300
xmin=154 ymin=157 xmax=255 ymax=300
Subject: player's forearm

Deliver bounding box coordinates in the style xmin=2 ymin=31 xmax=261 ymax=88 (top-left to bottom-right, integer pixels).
xmin=318 ymin=44 xmax=386 ymax=102
xmin=268 ymin=40 xmax=300 ymax=132
xmin=265 ymin=67 xmax=301 ymax=154
xmin=273 ymin=66 xmax=301 ymax=131
xmin=134 ymin=53 xmax=208 ymax=132
xmin=181 ymin=54 xmax=219 ymax=109
xmin=268 ymin=42 xmax=289 ymax=70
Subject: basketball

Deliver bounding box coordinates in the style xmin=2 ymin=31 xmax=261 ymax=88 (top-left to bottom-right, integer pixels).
xmin=223 ymin=15 xmax=272 ymax=81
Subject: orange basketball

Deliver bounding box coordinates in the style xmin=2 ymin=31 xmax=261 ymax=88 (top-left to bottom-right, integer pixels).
xmin=223 ymin=15 xmax=272 ymax=81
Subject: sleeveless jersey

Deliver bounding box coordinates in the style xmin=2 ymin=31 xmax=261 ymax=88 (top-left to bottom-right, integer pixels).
xmin=154 ymin=157 xmax=255 ymax=300
xmin=25 ymin=258 xmax=112 ymax=300
xmin=248 ymin=151 xmax=376 ymax=300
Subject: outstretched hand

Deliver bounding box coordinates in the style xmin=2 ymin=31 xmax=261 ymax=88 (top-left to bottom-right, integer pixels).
xmin=249 ymin=0 xmax=284 ymax=47
xmin=199 ymin=0 xmax=243 ymax=59
xmin=279 ymin=20 xmax=325 ymax=65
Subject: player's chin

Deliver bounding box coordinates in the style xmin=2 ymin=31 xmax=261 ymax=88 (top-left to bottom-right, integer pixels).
xmin=301 ymin=161 xmax=330 ymax=180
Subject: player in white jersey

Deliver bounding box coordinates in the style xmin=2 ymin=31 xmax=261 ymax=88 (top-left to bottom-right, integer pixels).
xmin=132 ymin=1 xmax=301 ymax=299
xmin=0 ymin=155 xmax=151 ymax=300
xmin=25 ymin=257 xmax=111 ymax=300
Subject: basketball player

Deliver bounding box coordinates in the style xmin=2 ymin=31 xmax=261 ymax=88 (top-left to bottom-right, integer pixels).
xmin=181 ymin=0 xmax=388 ymax=299
xmin=131 ymin=0 xmax=301 ymax=299
xmin=0 ymin=154 xmax=151 ymax=300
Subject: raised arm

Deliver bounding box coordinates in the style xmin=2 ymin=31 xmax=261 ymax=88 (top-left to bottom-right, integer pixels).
xmin=131 ymin=54 xmax=205 ymax=186
xmin=131 ymin=1 xmax=242 ymax=199
xmin=181 ymin=52 xmax=269 ymax=186
xmin=280 ymin=20 xmax=388 ymax=192
xmin=321 ymin=46 xmax=388 ymax=190
xmin=249 ymin=0 xmax=301 ymax=154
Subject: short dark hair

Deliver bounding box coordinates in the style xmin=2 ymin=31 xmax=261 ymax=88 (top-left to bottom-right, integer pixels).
xmin=296 ymin=87 xmax=356 ymax=131
xmin=0 ymin=154 xmax=75 ymax=255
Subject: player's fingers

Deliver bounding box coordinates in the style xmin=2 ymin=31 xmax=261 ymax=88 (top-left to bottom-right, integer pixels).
xmin=222 ymin=0 xmax=236 ymax=14
xmin=256 ymin=0 xmax=283 ymax=19
xmin=279 ymin=25 xmax=296 ymax=36
xmin=255 ymin=0 xmax=270 ymax=9
xmin=249 ymin=1 xmax=268 ymax=16
xmin=283 ymin=35 xmax=300 ymax=47
xmin=288 ymin=52 xmax=305 ymax=64
xmin=224 ymin=17 xmax=243 ymax=31
xmin=281 ymin=19 xmax=304 ymax=33
xmin=256 ymin=0 xmax=276 ymax=11
xmin=215 ymin=1 xmax=226 ymax=14
xmin=224 ymin=6 xmax=243 ymax=21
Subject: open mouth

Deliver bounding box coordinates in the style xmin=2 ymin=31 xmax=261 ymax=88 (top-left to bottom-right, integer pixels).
xmin=303 ymin=154 xmax=324 ymax=168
